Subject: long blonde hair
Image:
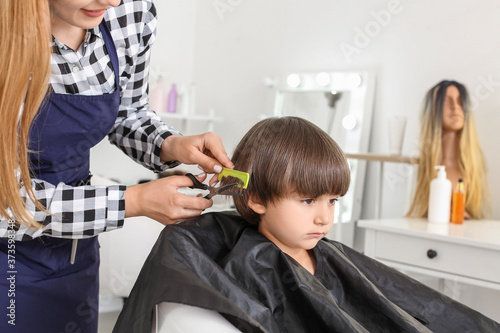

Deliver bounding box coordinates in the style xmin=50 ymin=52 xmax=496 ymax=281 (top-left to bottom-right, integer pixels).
xmin=407 ymin=80 xmax=491 ymax=219
xmin=0 ymin=0 xmax=51 ymax=228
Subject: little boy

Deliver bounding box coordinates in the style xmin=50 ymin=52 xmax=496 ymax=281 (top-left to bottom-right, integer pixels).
xmin=114 ymin=117 xmax=499 ymax=333
xmin=222 ymin=116 xmax=350 ymax=276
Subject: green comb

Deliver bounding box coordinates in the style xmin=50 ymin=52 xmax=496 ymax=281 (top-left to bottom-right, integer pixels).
xmin=218 ymin=168 xmax=249 ymax=189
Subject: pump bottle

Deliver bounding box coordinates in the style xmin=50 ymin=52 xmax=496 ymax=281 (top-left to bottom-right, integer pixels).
xmin=167 ymin=84 xmax=178 ymax=113
xmin=428 ymin=165 xmax=452 ymax=223
xmin=451 ymin=179 xmax=465 ymax=224
xmin=150 ymin=75 xmax=167 ymax=113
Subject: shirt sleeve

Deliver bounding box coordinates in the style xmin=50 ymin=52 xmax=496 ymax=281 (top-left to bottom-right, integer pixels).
xmin=0 ymin=179 xmax=126 ymax=241
xmin=107 ymin=0 xmax=181 ymax=173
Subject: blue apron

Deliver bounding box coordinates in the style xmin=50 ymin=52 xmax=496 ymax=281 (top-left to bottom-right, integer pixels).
xmin=0 ymin=21 xmax=120 ymax=332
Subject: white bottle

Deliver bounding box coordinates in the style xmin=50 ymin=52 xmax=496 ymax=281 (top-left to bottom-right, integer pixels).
xmin=428 ymin=165 xmax=452 ymax=223
xmin=150 ymin=75 xmax=167 ymax=113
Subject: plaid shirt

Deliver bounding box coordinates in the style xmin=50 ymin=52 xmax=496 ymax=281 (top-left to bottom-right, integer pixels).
xmin=1 ymin=0 xmax=180 ymax=241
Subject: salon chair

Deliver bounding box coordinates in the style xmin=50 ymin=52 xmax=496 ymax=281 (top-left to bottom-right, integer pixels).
xmin=152 ymin=302 xmax=242 ymax=333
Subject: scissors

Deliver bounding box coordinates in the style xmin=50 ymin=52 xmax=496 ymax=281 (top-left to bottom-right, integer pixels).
xmin=185 ymin=173 xmax=244 ymax=199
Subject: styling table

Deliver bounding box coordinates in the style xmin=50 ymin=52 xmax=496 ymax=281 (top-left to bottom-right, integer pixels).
xmin=358 ymin=218 xmax=500 ymax=291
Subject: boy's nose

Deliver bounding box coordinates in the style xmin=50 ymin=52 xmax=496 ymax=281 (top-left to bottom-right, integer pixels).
xmin=314 ymin=205 xmax=334 ymax=225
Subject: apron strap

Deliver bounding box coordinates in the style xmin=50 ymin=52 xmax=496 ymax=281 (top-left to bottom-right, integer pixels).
xmin=99 ymin=20 xmax=120 ymax=89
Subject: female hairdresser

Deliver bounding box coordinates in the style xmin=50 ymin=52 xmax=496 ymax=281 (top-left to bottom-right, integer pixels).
xmin=407 ymin=80 xmax=491 ymax=220
xmin=0 ymin=0 xmax=232 ymax=332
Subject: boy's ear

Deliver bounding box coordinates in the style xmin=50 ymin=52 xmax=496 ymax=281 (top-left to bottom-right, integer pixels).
xmin=247 ymin=196 xmax=266 ymax=214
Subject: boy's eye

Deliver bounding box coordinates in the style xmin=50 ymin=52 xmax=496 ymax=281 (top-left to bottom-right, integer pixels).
xmin=329 ymin=198 xmax=338 ymax=205
xmin=302 ymin=199 xmax=314 ymax=205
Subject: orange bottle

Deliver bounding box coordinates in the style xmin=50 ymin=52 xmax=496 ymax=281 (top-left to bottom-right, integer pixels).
xmin=451 ymin=179 xmax=465 ymax=224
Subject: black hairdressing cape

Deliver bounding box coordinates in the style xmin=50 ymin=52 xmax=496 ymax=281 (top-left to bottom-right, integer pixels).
xmin=113 ymin=211 xmax=499 ymax=333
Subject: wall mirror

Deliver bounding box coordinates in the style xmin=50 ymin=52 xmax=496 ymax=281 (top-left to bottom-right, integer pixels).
xmin=272 ymin=71 xmax=376 ymax=244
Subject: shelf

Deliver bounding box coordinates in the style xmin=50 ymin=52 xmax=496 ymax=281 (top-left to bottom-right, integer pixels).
xmin=159 ymin=113 xmax=224 ymax=122
xmin=345 ymin=152 xmax=419 ymax=164
xmin=344 ymin=152 xmax=420 ymax=219
xmin=158 ymin=112 xmax=224 ymax=133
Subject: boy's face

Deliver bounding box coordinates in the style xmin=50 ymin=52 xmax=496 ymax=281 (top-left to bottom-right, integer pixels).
xmin=253 ymin=193 xmax=337 ymax=256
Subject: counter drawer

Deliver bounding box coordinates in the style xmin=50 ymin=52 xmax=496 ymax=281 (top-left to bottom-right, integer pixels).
xmin=373 ymin=232 xmax=500 ymax=284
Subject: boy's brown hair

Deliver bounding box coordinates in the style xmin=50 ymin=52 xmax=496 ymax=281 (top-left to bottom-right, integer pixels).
xmin=226 ymin=116 xmax=350 ymax=225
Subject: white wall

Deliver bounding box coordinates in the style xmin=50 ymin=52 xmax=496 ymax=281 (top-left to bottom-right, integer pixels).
xmin=150 ymin=0 xmax=197 ymax=88
xmin=89 ymin=0 xmax=500 ymax=321
xmin=90 ymin=0 xmax=198 ymax=184
xmin=149 ymin=0 xmax=500 ymax=219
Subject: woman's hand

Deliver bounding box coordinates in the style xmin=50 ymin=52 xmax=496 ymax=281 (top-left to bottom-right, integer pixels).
xmin=160 ymin=133 xmax=234 ymax=175
xmin=124 ymin=173 xmax=212 ymax=224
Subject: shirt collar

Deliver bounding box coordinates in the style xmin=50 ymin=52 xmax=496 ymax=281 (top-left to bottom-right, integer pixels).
xmin=51 ymin=26 xmax=102 ymax=53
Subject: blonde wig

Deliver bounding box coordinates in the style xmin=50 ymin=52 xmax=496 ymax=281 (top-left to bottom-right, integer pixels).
xmin=0 ymin=0 xmax=51 ymax=228
xmin=407 ymin=80 xmax=491 ymax=219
